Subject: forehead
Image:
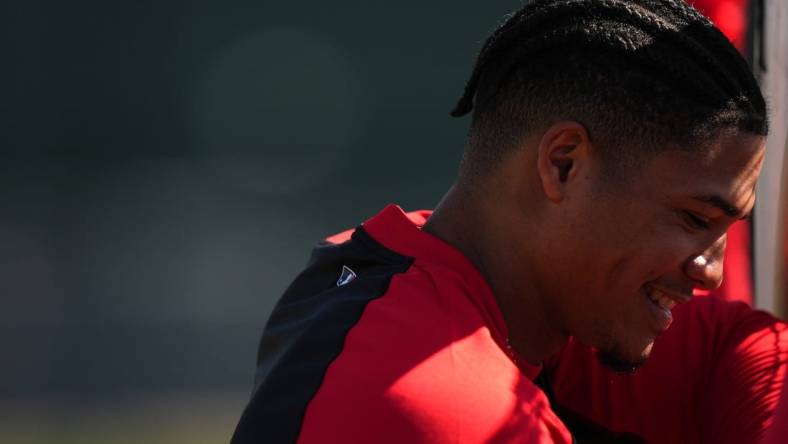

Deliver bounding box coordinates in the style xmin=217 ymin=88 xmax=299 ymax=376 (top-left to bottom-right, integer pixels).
xmin=635 ymin=132 xmax=766 ymax=212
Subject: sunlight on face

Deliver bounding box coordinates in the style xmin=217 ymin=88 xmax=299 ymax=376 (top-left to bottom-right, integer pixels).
xmin=560 ymin=131 xmax=766 ymax=370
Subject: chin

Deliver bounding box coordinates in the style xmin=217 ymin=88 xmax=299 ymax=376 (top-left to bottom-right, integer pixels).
xmin=596 ymin=341 xmax=654 ymax=374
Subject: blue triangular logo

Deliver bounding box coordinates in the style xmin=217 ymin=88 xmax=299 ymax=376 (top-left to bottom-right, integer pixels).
xmin=336 ymin=265 xmax=357 ymax=287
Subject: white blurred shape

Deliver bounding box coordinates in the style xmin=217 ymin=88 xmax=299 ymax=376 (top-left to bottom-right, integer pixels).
xmin=754 ymin=0 xmax=788 ymax=312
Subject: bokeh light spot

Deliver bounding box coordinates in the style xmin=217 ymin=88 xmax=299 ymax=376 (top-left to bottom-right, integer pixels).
xmin=192 ymin=27 xmax=364 ymax=194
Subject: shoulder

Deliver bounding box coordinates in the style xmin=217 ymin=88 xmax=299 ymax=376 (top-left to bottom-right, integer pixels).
xmin=298 ymin=361 xmax=571 ymax=444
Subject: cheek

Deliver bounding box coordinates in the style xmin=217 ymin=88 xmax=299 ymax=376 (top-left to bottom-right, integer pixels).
xmin=639 ymin=223 xmax=699 ymax=275
xmin=604 ymin=214 xmax=697 ymax=284
xmin=605 ymin=243 xmax=684 ymax=288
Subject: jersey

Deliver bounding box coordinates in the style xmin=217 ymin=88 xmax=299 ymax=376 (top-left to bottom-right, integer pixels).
xmin=546 ymin=297 xmax=788 ymax=443
xmin=231 ymin=204 xmax=573 ymax=443
xmin=232 ymin=204 xmax=788 ymax=443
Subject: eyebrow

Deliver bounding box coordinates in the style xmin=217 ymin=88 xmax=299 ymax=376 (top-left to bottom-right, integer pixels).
xmin=693 ymin=195 xmax=749 ymax=219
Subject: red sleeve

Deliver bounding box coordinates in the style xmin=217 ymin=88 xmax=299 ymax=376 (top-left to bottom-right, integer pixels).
xmin=298 ymin=270 xmax=573 ymax=444
xmin=764 ymin=372 xmax=788 ymax=444
xmin=698 ymin=304 xmax=788 ymax=443
xmin=546 ymin=297 xmax=788 ymax=443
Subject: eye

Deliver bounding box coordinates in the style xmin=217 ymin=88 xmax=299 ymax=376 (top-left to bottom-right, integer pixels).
xmin=681 ymin=211 xmax=711 ymax=230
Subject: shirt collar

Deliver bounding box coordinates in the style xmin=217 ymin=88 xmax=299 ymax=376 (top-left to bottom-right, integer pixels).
xmin=362 ymin=204 xmax=542 ymax=379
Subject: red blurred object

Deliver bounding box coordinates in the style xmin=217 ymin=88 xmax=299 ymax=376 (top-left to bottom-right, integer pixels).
xmin=690 ymin=0 xmax=749 ymax=50
xmin=686 ymin=0 xmax=754 ymax=305
xmin=717 ymin=219 xmax=754 ymax=303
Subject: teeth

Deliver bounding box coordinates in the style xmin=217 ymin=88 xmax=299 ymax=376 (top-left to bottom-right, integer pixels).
xmin=647 ymin=289 xmax=677 ymax=311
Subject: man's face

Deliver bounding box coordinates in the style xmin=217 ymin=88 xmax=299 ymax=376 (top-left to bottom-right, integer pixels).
xmin=544 ymin=130 xmax=766 ymax=371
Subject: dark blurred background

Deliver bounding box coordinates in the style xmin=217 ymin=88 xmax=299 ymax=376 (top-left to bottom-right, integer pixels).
xmin=1 ymin=1 xmax=523 ymax=442
xmin=2 ymin=0 xmax=756 ymax=442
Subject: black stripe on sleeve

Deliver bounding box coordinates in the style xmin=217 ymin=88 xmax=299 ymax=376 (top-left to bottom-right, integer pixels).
xmin=231 ymin=227 xmax=413 ymax=444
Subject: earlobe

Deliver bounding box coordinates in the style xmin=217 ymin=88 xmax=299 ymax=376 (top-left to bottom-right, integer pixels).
xmin=536 ymin=121 xmax=590 ymax=203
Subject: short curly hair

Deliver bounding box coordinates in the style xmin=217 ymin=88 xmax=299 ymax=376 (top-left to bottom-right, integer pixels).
xmin=453 ymin=0 xmax=768 ymax=179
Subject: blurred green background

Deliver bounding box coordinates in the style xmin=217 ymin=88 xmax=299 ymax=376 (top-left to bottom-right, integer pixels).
xmin=1 ymin=1 xmax=520 ymax=442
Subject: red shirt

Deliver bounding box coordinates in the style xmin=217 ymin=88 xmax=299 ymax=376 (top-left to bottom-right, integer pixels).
xmin=547 ymin=297 xmax=788 ymax=443
xmin=299 ymin=205 xmax=573 ymax=443
xmin=232 ymin=205 xmax=788 ymax=444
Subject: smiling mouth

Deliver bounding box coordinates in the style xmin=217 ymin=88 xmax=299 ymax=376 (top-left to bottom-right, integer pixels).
xmin=644 ymin=283 xmax=693 ymax=309
xmin=645 ymin=288 xmax=677 ymax=310
xmin=641 ymin=285 xmax=679 ymax=333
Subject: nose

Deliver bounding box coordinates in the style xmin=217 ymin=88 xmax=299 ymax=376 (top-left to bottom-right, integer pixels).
xmin=683 ymin=235 xmax=726 ymax=291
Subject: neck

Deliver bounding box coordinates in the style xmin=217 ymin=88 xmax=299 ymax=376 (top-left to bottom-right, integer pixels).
xmin=423 ymin=181 xmax=568 ymax=365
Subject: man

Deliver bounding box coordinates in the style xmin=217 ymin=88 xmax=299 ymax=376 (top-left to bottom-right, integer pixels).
xmin=232 ymin=1 xmax=788 ymax=442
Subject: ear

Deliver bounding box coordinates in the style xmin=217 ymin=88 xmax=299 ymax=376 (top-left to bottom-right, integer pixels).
xmin=536 ymin=121 xmax=593 ymax=203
